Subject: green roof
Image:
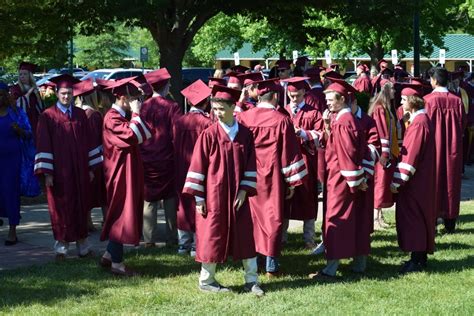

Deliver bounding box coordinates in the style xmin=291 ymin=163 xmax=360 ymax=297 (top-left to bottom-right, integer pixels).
xmin=215 ymin=43 xmax=279 ymax=60
xmin=216 ymin=34 xmax=474 ymax=60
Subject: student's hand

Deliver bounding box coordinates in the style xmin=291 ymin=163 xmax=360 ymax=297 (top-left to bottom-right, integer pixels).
xmin=239 ymin=88 xmax=248 ymax=102
xmin=379 ymin=155 xmax=388 ymax=167
xmin=358 ymin=181 xmax=368 ymax=192
xmin=323 ymin=109 xmax=331 ymax=124
xmin=45 ymin=174 xmax=54 ymax=187
xmin=196 ymin=200 xmax=207 ymax=216
xmin=89 ymin=171 xmax=95 ymax=182
xmin=294 ymin=127 xmax=302 ymax=137
xmin=285 ymin=186 xmax=295 ymax=200
xmin=234 ymin=190 xmax=247 ymax=212
xmin=130 ymin=99 xmax=142 ymax=114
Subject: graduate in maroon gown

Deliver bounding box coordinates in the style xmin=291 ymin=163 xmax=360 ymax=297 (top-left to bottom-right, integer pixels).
xmin=352 ymin=98 xmax=380 ymax=247
xmin=141 ymin=68 xmax=182 ymax=247
xmin=368 ymin=80 xmax=400 ymax=229
xmin=99 ymin=77 xmax=152 ymax=276
xmin=10 ymin=62 xmax=45 ymax=140
xmin=182 ymin=85 xmax=264 ymax=296
xmin=424 ymin=67 xmax=466 ymax=233
xmin=282 ymin=77 xmax=323 ymax=249
xmin=34 ymin=74 xmax=99 ymax=260
xmin=173 ymin=80 xmax=213 ymax=256
xmin=309 ymin=81 xmax=368 ymax=279
xmin=73 ymin=79 xmax=107 ymax=231
xmin=235 ymin=72 xmax=264 ymax=112
xmin=391 ymin=88 xmax=436 ymax=273
xmin=353 ymin=64 xmax=372 ymax=94
xmin=238 ymin=79 xmax=306 ymax=277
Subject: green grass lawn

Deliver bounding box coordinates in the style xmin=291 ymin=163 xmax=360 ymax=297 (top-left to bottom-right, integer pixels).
xmin=1 ymin=202 xmax=474 ymax=315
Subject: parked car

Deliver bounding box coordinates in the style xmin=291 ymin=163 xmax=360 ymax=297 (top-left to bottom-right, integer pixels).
xmin=182 ymin=68 xmax=214 ymax=87
xmin=81 ymin=68 xmax=148 ymax=81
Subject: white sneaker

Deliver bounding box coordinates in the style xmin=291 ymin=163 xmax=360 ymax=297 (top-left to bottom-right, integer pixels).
xmin=190 ymin=247 xmax=196 ymax=257
xmin=311 ymin=242 xmax=325 ymax=255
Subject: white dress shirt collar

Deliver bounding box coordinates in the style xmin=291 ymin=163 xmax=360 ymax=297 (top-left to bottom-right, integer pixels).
xmin=218 ymin=119 xmax=239 ymax=142
xmin=409 ymin=109 xmax=426 ymax=123
xmin=433 ymin=87 xmax=449 ymax=93
xmin=257 ymin=102 xmax=276 ymax=109
xmin=336 ymin=107 xmax=351 ymax=121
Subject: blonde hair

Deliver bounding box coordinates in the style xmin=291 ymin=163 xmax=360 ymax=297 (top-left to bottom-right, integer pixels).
xmin=76 ymin=91 xmax=99 ymax=110
xmin=19 ymin=71 xmax=44 ymax=108
xmin=368 ymin=81 xmax=393 ymax=115
xmin=213 ymin=69 xmax=224 ymax=78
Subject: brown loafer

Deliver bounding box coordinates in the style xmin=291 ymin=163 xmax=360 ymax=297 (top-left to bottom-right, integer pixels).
xmin=111 ymin=266 xmax=140 ymax=277
xmin=144 ymin=242 xmax=156 ymax=248
xmin=55 ymin=253 xmax=66 ymax=262
xmin=99 ymin=257 xmax=112 ymax=268
xmin=265 ymin=271 xmax=283 ymax=278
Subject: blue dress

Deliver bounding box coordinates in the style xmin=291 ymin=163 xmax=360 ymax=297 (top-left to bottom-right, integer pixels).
xmin=0 ymin=112 xmax=21 ymax=225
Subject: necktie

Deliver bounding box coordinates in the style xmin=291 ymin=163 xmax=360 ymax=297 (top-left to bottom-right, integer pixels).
xmin=293 ymin=106 xmax=298 ymax=116
xmin=66 ymin=109 xmax=71 ymax=119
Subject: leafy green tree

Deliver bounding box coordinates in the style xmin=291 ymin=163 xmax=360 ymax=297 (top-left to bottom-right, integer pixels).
xmin=304 ymin=0 xmax=468 ymax=65
xmin=75 ymin=23 xmax=129 ymax=69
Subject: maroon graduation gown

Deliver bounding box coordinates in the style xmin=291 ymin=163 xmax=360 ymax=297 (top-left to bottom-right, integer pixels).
xmin=371 ymin=104 xmax=397 ymax=208
xmin=173 ymin=110 xmax=212 ymax=232
xmin=101 ymin=108 xmax=152 ymax=245
xmin=305 ymin=86 xmax=328 ymax=183
xmin=393 ymin=110 xmax=436 ymax=253
xmin=34 ymin=105 xmax=101 ymax=242
xmin=182 ymin=122 xmax=257 ymax=263
xmin=84 ymin=107 xmax=106 ymax=208
xmin=10 ymin=84 xmax=43 ymax=140
xmin=324 ymin=108 xmax=366 ymax=260
xmin=238 ymin=106 xmax=305 ymax=257
xmin=353 ymin=74 xmax=372 ymax=94
xmin=283 ymin=103 xmax=323 ymax=220
xmin=140 ymin=95 xmax=182 ymax=201
xmin=355 ymin=107 xmax=380 ymax=246
xmin=424 ymin=90 xmax=466 ymax=220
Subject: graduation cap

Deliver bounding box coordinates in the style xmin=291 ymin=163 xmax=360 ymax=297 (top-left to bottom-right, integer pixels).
xmin=324 ymin=78 xmax=358 ymax=101
xmin=208 ymin=77 xmax=227 ymax=88
xmin=449 ymin=71 xmax=464 ymax=81
xmin=399 ymin=83 xmax=422 ymax=97
xmin=276 ymin=59 xmax=292 ymax=70
xmin=73 ymin=79 xmax=95 ymax=97
xmin=95 ymin=78 xmax=113 ymax=89
xmin=282 ymin=77 xmax=311 ymax=92
xmin=131 ymin=74 xmax=153 ymax=96
xmin=19 ymin=62 xmax=37 ymax=73
xmin=357 ymin=63 xmax=370 ymax=73
xmin=324 ymin=70 xmax=343 ymax=80
xmin=39 ymin=82 xmax=56 ymax=90
xmin=49 ymin=74 xmax=80 ymax=89
xmin=238 ymin=72 xmax=264 ymax=86
xmin=105 ymin=76 xmax=142 ymax=97
xmin=225 ymin=72 xmax=242 ymax=85
xmin=304 ymin=67 xmax=322 ymax=81
xmin=181 ymin=79 xmax=211 ymax=106
xmin=230 ymin=65 xmax=249 ymax=73
xmin=377 ymin=59 xmax=389 ymax=70
xmin=295 ymin=56 xmax=310 ymax=67
xmin=144 ymin=68 xmax=171 ymax=90
xmin=254 ymin=78 xmax=281 ymax=96
xmin=211 ymin=84 xmax=241 ymax=103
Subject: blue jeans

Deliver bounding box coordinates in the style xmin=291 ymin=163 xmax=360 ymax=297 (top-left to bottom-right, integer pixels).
xmin=266 ymin=256 xmax=279 ymax=272
xmin=107 ymin=240 xmax=124 ymax=263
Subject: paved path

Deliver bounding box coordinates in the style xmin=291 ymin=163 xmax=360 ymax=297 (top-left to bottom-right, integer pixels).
xmin=1 ymin=165 xmax=473 ymax=271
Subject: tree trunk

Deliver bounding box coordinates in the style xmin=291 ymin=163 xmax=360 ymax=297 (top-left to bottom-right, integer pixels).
xmin=159 ymin=45 xmax=185 ymax=107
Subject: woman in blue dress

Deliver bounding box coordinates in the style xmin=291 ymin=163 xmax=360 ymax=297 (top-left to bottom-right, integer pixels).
xmin=0 ymin=82 xmax=37 ymax=245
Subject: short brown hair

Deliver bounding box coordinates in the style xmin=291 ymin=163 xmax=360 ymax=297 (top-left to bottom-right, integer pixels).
xmin=406 ymin=95 xmax=424 ymax=111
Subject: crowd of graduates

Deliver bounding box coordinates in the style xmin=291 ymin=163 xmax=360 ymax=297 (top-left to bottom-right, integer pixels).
xmin=0 ymin=57 xmax=472 ymax=296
